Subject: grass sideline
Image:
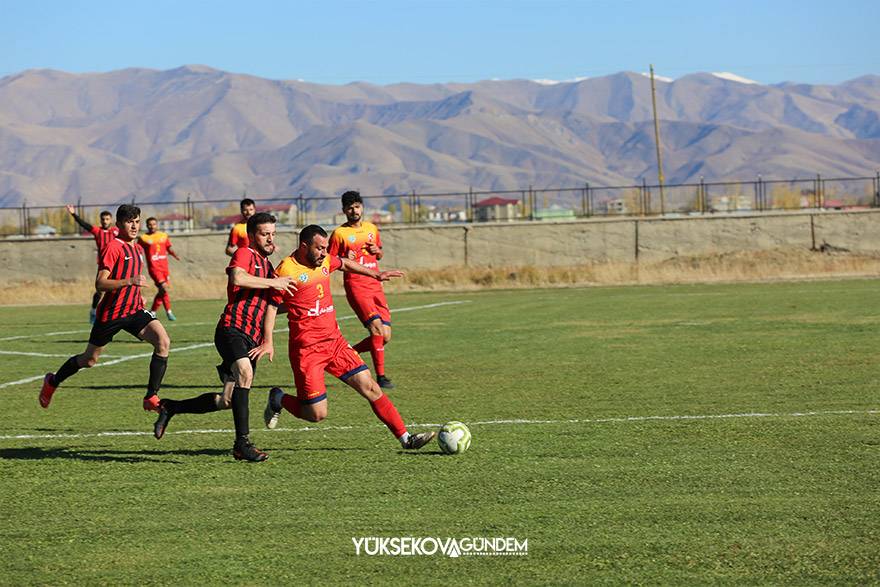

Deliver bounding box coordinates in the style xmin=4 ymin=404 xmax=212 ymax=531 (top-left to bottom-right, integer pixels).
xmin=0 ymin=282 xmax=878 ymax=584
xmin=3 ymin=248 xmax=880 ymax=305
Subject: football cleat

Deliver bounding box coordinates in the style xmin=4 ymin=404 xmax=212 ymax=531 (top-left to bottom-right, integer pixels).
xmin=376 ymin=375 xmax=395 ymax=390
xmin=166 ymin=311 xmax=177 ymax=321
xmin=232 ymin=437 xmax=268 ymax=462
xmin=264 ymin=387 xmax=284 ymax=430
xmin=39 ymin=373 xmax=57 ymax=409
xmin=143 ymin=394 xmax=161 ymax=412
xmin=153 ymin=403 xmax=173 ymax=440
xmin=402 ymin=430 xmax=436 ymax=450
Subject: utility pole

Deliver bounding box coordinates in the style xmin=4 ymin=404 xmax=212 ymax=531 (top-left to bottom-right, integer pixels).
xmin=650 ymin=64 xmax=666 ymax=215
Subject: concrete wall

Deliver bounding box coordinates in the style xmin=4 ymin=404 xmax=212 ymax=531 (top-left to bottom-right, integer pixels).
xmin=2 ymin=210 xmax=879 ymax=283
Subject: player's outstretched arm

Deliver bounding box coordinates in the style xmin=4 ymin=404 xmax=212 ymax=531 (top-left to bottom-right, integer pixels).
xmin=229 ymin=267 xmax=297 ymax=295
xmin=66 ymin=204 xmax=93 ymax=232
xmin=95 ymin=269 xmax=147 ymax=292
xmin=339 ymin=257 xmax=404 ymax=281
xmin=168 ymin=244 xmax=181 ymax=261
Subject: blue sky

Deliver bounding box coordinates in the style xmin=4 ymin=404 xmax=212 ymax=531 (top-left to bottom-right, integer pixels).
xmin=1 ymin=0 xmax=876 ymax=85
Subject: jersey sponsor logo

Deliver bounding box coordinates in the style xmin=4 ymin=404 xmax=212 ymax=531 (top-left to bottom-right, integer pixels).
xmin=322 ymin=266 xmax=330 ymax=276
xmin=358 ymin=258 xmax=378 ymax=269
xmin=348 ymin=235 xmax=356 ymax=243
xmin=306 ymin=300 xmax=334 ymax=317
xmin=124 ymin=256 xmax=132 ymax=260
xmin=298 ymin=273 xmax=309 ymax=283
xmin=367 ymin=232 xmax=374 ymax=241
xmin=254 ymin=264 xmax=262 ymax=269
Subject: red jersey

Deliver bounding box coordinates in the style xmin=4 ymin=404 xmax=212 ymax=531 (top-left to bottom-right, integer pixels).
xmin=220 ymin=247 xmax=278 ymax=343
xmin=328 ymin=221 xmax=383 ymax=293
xmin=95 ymin=238 xmax=145 ymax=322
xmin=228 ymin=222 xmax=249 ymax=250
xmin=138 ymin=231 xmax=172 ymax=273
xmin=274 ymin=253 xmax=344 ymax=348
xmin=89 ymin=225 xmax=120 ymax=263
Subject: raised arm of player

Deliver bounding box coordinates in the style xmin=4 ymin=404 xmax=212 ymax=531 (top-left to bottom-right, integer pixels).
xmin=95 ymin=268 xmax=147 ymax=292
xmin=66 ymin=204 xmax=93 ymax=232
xmin=229 ymin=267 xmax=298 ymax=295
xmin=248 ymin=303 xmax=278 ymax=363
xmin=339 ymin=257 xmax=404 ymax=281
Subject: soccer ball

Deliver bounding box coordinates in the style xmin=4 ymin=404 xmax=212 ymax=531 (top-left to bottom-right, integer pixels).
xmin=438 ymin=421 xmax=471 ymax=455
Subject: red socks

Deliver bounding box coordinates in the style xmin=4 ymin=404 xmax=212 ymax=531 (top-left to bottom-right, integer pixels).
xmin=354 ymin=334 xmax=387 ymax=377
xmin=152 ymin=291 xmax=171 ymax=312
xmin=370 ymin=393 xmax=406 ymax=438
xmin=281 ymin=393 xmax=304 ymax=419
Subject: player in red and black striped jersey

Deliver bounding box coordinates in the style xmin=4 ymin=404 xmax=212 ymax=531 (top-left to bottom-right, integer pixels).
xmin=40 ymin=205 xmax=172 ymax=413
xmin=152 ymin=212 xmax=297 ymax=462
xmin=67 ymin=205 xmax=119 ymax=324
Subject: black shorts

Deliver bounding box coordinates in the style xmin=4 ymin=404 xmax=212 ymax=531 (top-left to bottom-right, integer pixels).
xmin=214 ymin=325 xmax=258 ymax=380
xmin=89 ymin=310 xmax=156 ymax=347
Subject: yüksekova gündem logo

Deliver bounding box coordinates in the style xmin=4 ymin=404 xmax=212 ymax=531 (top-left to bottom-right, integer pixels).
xmin=352 ymin=536 xmax=528 ymax=557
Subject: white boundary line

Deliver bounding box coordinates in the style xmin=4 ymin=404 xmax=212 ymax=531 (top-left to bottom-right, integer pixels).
xmin=0 ymin=408 xmax=875 ymax=441
xmin=0 ymin=300 xmax=471 ymax=390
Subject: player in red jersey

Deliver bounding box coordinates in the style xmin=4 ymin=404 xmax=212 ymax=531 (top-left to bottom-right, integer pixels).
xmin=261 ymin=224 xmax=436 ymax=451
xmin=225 ymin=198 xmax=256 ymax=257
xmin=67 ymin=205 xmax=119 ymax=324
xmin=40 ymin=205 xmax=172 ymax=413
xmin=328 ymin=191 xmax=395 ymax=389
xmin=152 ymin=212 xmax=297 ymax=461
xmin=138 ymin=217 xmax=181 ymax=321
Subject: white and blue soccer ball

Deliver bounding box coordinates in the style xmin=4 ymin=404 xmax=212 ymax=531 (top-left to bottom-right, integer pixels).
xmin=438 ymin=421 xmax=471 ymax=455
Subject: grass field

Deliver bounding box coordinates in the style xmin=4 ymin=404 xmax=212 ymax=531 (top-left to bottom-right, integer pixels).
xmin=1 ymin=281 xmax=878 ymax=585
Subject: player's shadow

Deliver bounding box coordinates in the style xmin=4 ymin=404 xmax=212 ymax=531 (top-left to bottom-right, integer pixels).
xmin=0 ymin=447 xmax=227 ymax=463
xmin=398 ymin=450 xmax=448 ymax=457
xmin=74 ymin=384 xmax=210 ymax=391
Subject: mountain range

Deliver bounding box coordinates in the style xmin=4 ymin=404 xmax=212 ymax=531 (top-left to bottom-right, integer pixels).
xmin=0 ymin=66 xmax=878 ymax=206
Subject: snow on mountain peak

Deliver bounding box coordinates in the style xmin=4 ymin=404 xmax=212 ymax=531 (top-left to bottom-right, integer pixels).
xmin=711 ymin=72 xmax=759 ymax=85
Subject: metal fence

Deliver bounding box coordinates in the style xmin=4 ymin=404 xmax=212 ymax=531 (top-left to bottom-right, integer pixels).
xmin=2 ymin=172 xmax=878 ymax=238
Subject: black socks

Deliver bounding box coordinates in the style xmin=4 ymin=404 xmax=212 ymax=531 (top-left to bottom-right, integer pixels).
xmin=53 ymin=356 xmax=81 ymax=386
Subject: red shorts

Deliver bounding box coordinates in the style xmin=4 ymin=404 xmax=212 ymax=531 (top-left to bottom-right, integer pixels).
xmin=345 ymin=287 xmax=391 ymax=326
xmin=288 ymin=335 xmax=368 ymax=403
xmin=149 ymin=268 xmax=169 ymax=286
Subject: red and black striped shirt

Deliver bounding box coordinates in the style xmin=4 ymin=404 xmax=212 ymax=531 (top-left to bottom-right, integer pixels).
xmin=220 ymin=247 xmax=278 ymax=343
xmin=90 ymin=225 xmax=120 ymax=263
xmin=95 ymin=238 xmax=145 ymax=322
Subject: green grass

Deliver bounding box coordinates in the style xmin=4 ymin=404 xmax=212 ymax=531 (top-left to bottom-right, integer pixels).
xmin=1 ymin=281 xmax=879 ymax=585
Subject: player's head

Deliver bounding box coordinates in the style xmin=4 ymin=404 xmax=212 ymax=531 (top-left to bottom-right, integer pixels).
xmin=146 ymin=217 xmax=158 ymax=234
xmin=240 ymin=198 xmax=256 ymax=220
xmin=298 ymin=224 xmax=329 ymax=268
xmin=247 ymin=212 xmax=277 ymax=256
xmin=99 ymin=210 xmax=113 ymax=229
xmin=115 ymin=204 xmax=141 ymax=240
xmin=341 ymin=191 xmax=363 ymax=224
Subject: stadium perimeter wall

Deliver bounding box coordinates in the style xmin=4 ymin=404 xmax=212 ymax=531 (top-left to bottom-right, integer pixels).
xmin=1 ymin=210 xmax=879 ymax=284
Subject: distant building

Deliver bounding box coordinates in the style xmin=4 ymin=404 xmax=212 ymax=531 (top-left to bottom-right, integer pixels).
xmin=534 ymin=205 xmax=575 ymax=221
xmin=604 ymin=199 xmax=628 ymax=215
xmin=474 ymin=196 xmax=520 ymax=222
xmin=155 ymin=213 xmax=192 ymax=233
xmin=710 ymin=195 xmax=752 ymax=212
xmin=213 ymin=204 xmax=296 ymax=230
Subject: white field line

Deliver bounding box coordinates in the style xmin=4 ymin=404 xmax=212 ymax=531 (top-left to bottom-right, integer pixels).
xmin=0 ymin=343 xmax=214 ymax=390
xmin=0 ymin=409 xmax=875 ymax=442
xmin=0 ymin=300 xmax=471 ymax=390
xmin=0 ymin=350 xmax=121 ymax=358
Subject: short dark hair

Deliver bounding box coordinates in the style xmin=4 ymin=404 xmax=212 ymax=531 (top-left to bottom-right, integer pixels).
xmin=146 ymin=217 xmax=158 ymax=224
xmin=116 ymin=204 xmax=141 ymax=223
xmin=247 ymin=212 xmax=276 ymax=236
xmin=240 ymin=198 xmax=256 ymax=210
xmin=99 ymin=210 xmax=113 ymax=218
xmin=341 ymin=190 xmax=362 ymax=208
xmin=299 ymin=224 xmax=328 ymax=245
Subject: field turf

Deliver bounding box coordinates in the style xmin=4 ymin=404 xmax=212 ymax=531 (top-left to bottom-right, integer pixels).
xmin=0 ymin=281 xmax=878 ymax=585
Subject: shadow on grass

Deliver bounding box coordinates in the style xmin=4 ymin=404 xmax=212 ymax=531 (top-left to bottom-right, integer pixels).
xmin=0 ymin=447 xmax=227 ymax=463
xmin=71 ymin=384 xmax=212 ymax=391
xmin=398 ymin=450 xmax=448 ymax=457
